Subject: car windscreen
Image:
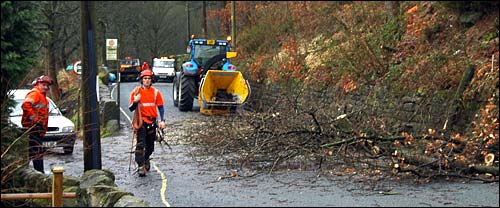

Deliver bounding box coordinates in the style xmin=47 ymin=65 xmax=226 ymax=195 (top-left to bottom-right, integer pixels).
xmin=10 ymin=99 xmax=24 ymax=116
xmin=10 ymin=99 xmax=61 ymax=117
xmin=153 ymin=60 xmax=175 ymax=68
xmin=120 ymin=60 xmax=133 ymax=65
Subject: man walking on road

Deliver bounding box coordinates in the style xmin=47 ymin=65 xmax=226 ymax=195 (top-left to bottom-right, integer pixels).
xmin=21 ymin=75 xmax=53 ymax=173
xmin=128 ymin=69 xmax=166 ymax=177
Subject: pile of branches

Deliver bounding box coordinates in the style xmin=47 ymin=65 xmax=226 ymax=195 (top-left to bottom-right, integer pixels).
xmin=186 ymin=84 xmax=498 ymax=183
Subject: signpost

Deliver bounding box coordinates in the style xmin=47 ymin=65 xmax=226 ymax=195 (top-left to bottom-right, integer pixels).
xmin=107 ymin=38 xmax=120 ymax=129
xmin=106 ymin=39 xmax=118 ymax=61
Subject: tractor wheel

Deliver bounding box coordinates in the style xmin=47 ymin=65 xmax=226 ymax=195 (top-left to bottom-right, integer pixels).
xmin=179 ymin=73 xmax=195 ymax=111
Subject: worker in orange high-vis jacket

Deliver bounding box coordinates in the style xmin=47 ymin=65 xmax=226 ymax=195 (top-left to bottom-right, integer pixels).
xmin=21 ymin=75 xmax=53 ymax=173
xmin=128 ymin=69 xmax=166 ymax=177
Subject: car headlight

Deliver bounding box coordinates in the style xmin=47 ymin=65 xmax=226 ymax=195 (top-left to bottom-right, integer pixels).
xmin=62 ymin=126 xmax=74 ymax=133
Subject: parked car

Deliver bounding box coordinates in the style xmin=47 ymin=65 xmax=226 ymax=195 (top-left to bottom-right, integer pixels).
xmin=8 ymin=89 xmax=77 ymax=154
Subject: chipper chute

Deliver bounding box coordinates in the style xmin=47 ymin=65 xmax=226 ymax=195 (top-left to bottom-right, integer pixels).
xmin=198 ymin=70 xmax=250 ymax=115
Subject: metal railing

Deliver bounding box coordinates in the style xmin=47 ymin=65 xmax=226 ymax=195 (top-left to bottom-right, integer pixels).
xmin=0 ymin=167 xmax=76 ymax=207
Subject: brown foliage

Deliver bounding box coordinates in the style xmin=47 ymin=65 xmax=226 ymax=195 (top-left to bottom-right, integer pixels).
xmin=201 ymin=1 xmax=499 ymax=181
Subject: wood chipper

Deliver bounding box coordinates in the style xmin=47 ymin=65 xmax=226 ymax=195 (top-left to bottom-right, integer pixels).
xmin=198 ymin=68 xmax=250 ymax=115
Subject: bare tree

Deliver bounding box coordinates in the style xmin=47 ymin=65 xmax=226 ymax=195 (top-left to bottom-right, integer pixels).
xmin=140 ymin=1 xmax=174 ymax=60
xmin=40 ymin=1 xmax=80 ymax=101
xmin=56 ymin=2 xmax=80 ymax=70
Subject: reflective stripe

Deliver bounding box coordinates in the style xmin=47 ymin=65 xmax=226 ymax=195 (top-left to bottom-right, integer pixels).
xmin=140 ymin=103 xmax=156 ymax=107
xmin=33 ymin=103 xmax=48 ymax=108
xmin=25 ymin=98 xmax=35 ymax=104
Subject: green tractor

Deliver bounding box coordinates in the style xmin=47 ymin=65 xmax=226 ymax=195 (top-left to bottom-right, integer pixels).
xmin=172 ymin=35 xmax=250 ymax=115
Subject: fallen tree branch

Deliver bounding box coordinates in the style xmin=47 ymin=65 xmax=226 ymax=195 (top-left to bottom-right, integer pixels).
xmin=398 ymin=148 xmax=499 ymax=176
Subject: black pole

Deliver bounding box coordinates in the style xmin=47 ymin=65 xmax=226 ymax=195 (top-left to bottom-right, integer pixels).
xmin=117 ymin=33 xmax=124 ymax=130
xmin=81 ymin=1 xmax=102 ymax=171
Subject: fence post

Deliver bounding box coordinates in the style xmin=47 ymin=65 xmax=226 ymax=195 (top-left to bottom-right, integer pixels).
xmin=51 ymin=167 xmax=64 ymax=207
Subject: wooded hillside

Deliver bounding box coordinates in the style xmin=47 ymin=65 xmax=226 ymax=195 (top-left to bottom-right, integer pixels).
xmin=193 ymin=1 xmax=499 ymax=181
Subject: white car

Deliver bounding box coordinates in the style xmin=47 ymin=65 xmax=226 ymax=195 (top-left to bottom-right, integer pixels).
xmin=152 ymin=57 xmax=176 ymax=82
xmin=8 ymin=89 xmax=77 ymax=154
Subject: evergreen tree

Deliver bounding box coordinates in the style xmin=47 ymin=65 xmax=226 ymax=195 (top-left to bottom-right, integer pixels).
xmin=1 ymin=1 xmax=44 ymax=107
xmin=1 ymin=1 xmax=44 ymax=195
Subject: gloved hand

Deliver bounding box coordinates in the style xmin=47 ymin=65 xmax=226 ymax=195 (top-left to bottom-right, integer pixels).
xmin=159 ymin=121 xmax=166 ymax=130
xmin=134 ymin=93 xmax=141 ymax=102
xmin=133 ymin=86 xmax=141 ymax=102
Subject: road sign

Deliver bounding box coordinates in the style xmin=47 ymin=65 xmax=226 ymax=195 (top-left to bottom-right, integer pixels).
xmin=106 ymin=39 xmax=118 ymax=60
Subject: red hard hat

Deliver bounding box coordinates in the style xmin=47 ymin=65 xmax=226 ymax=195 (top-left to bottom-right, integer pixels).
xmin=140 ymin=69 xmax=154 ymax=79
xmin=34 ymin=75 xmax=53 ymax=85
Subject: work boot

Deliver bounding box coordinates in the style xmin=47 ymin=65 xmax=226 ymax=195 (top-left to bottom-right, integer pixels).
xmin=138 ymin=166 xmax=146 ymax=177
xmin=145 ymin=160 xmax=150 ymax=172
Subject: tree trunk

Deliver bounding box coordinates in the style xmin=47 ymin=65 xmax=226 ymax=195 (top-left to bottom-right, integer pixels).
xmin=48 ymin=33 xmax=61 ymax=101
xmin=186 ymin=1 xmax=190 ymax=42
xmin=44 ymin=2 xmax=61 ymax=101
xmin=99 ymin=21 xmax=107 ymax=66
xmin=446 ymin=65 xmax=475 ymax=130
xmin=400 ymin=148 xmax=499 ymax=176
xmin=385 ymin=1 xmax=400 ymax=17
xmin=202 ymin=1 xmax=207 ymax=37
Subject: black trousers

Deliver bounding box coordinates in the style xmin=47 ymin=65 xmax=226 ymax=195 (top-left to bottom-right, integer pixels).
xmin=135 ymin=122 xmax=157 ymax=167
xmin=29 ymin=124 xmax=45 ymax=173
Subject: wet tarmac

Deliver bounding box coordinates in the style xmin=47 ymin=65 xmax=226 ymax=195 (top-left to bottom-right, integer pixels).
xmin=41 ymin=119 xmax=498 ymax=207
xmin=40 ymin=82 xmax=499 ymax=207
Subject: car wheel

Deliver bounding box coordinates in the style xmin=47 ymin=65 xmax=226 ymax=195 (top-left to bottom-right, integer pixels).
xmin=63 ymin=137 xmax=76 ymax=155
xmin=64 ymin=145 xmax=74 ymax=155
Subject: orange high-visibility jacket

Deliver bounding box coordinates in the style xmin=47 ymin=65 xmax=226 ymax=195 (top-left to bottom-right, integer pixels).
xmin=129 ymin=86 xmax=163 ymax=124
xmin=21 ymin=88 xmax=49 ymax=136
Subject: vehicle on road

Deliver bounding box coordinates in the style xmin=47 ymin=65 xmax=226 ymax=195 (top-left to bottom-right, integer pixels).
xmin=152 ymin=56 xmax=176 ymax=83
xmin=8 ymin=89 xmax=77 ymax=154
xmin=172 ymin=35 xmax=250 ymax=115
xmin=119 ymin=56 xmax=141 ymax=82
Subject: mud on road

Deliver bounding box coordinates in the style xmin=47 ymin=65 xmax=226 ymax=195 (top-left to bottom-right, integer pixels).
xmin=42 ymin=115 xmax=499 ymax=207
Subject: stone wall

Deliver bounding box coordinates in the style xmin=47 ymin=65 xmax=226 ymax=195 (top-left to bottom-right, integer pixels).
xmin=341 ymin=86 xmax=455 ymax=135
xmin=98 ymin=83 xmax=120 ymax=136
xmin=16 ymin=168 xmax=149 ymax=207
xmin=248 ymin=82 xmax=459 ymax=136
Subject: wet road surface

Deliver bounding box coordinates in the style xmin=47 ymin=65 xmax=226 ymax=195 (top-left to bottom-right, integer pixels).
xmin=41 ymin=82 xmax=499 ymax=207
